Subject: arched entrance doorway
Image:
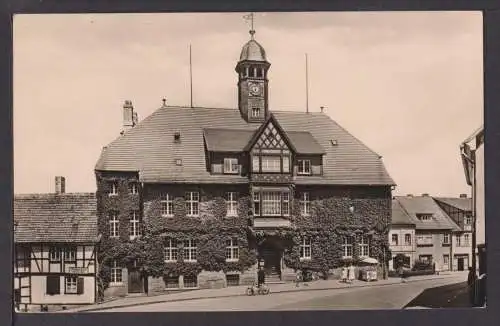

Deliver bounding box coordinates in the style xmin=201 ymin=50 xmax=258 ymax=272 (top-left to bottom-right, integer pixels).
xmin=257 ymin=236 xmax=284 ymax=281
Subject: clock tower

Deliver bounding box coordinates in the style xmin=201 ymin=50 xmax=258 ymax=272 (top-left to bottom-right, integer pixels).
xmin=236 ymin=29 xmax=270 ymax=123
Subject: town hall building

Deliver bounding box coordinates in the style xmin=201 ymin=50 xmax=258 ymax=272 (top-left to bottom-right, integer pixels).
xmin=94 ymin=27 xmax=395 ymax=296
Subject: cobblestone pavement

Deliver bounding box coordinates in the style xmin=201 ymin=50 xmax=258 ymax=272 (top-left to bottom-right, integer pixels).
xmin=62 ymin=271 xmax=467 ymax=313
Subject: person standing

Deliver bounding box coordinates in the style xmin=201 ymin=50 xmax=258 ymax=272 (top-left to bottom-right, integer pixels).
xmin=348 ymin=264 xmax=356 ymax=284
xmin=341 ymin=265 xmax=348 ymax=283
xmin=467 ymin=267 xmax=477 ymax=305
xmin=295 ymin=269 xmax=302 ymax=287
xmin=257 ymin=266 xmax=266 ymax=288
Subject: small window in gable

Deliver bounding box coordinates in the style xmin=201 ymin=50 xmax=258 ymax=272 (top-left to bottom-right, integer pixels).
xmin=224 ymin=158 xmax=239 ymax=174
xmin=174 ymin=132 xmax=181 ymax=143
xmin=175 ymin=159 xmax=183 ymax=166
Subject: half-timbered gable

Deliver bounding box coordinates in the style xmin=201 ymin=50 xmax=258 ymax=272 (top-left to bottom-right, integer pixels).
xmin=14 ymin=189 xmax=98 ymax=311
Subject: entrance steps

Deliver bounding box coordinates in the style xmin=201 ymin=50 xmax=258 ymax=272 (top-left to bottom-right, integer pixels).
xmin=266 ymin=273 xmax=283 ymax=284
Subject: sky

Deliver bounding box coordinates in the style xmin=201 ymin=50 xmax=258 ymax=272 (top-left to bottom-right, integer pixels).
xmin=13 ymin=11 xmax=483 ymax=196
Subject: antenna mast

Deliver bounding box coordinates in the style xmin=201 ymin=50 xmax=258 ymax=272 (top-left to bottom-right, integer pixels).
xmin=305 ymin=53 xmax=309 ymax=114
xmin=189 ymin=44 xmax=193 ymax=108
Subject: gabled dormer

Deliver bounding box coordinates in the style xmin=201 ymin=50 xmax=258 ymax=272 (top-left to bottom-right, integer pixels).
xmin=244 ymin=114 xmax=296 ymax=183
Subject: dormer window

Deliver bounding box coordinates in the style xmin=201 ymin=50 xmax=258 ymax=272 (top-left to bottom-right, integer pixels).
xmin=416 ymin=213 xmax=433 ymax=221
xmin=251 ymin=107 xmax=260 ymax=117
xmin=223 ymin=158 xmax=239 ymax=174
xmin=175 ymin=159 xmax=183 ymax=166
xmin=297 ymin=160 xmax=312 ymax=175
xmin=174 ymin=132 xmax=181 ymax=143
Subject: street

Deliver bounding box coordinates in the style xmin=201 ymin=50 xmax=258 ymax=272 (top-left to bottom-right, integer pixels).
xmin=103 ymin=274 xmax=466 ymax=312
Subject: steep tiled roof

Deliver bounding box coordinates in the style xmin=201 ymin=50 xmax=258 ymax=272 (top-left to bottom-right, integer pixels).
xmin=95 ymin=106 xmax=395 ymax=186
xmin=394 ymin=196 xmax=461 ymax=231
xmin=433 ymin=197 xmax=472 ymax=212
xmin=391 ymin=199 xmax=415 ymax=226
xmin=203 ymin=128 xmax=255 ymax=152
xmin=14 ymin=193 xmax=98 ymax=243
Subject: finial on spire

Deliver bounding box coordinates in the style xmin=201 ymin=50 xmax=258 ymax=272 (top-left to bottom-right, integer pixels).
xmin=243 ymin=12 xmax=255 ymax=39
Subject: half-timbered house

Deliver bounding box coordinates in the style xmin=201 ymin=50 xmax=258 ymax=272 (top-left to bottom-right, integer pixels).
xmin=14 ymin=177 xmax=98 ymax=311
xmin=95 ymin=28 xmax=395 ymax=296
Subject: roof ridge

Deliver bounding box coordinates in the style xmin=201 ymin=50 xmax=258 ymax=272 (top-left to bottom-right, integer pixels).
xmin=14 ymin=192 xmax=96 ymax=197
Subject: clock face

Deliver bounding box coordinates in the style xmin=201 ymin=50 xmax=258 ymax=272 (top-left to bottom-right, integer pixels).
xmin=249 ymin=83 xmax=261 ymax=96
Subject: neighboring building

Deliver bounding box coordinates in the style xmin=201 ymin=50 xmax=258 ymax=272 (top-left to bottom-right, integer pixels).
xmin=392 ymin=195 xmax=461 ymax=271
xmin=434 ymin=195 xmax=473 ymax=271
xmin=389 ymin=200 xmax=416 ymax=270
xmin=13 ymin=177 xmax=98 ymax=311
xmin=461 ymin=126 xmax=485 ymax=273
xmin=94 ymin=29 xmax=395 ymax=296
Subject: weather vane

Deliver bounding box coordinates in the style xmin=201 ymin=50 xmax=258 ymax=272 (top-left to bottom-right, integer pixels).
xmin=243 ymin=12 xmax=255 ymax=39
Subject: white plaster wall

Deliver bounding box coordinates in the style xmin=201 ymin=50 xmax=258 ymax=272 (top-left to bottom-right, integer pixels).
xmin=30 ymin=275 xmax=95 ymax=305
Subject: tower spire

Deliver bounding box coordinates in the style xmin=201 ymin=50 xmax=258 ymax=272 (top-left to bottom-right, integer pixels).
xmin=243 ymin=12 xmax=255 ymax=39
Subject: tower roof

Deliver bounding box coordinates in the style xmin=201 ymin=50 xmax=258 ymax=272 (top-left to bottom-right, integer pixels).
xmin=239 ymin=39 xmax=267 ymax=62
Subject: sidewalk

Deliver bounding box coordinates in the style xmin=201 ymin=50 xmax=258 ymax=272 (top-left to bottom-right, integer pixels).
xmin=65 ymin=272 xmax=465 ymax=313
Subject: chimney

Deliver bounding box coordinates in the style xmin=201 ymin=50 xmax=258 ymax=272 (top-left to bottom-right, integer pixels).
xmin=320 ymin=106 xmax=325 ymax=113
xmin=122 ymin=100 xmax=135 ymax=133
xmin=55 ymin=176 xmax=66 ymax=194
xmin=460 ymin=194 xmax=468 ymax=198
xmin=422 ymin=193 xmax=429 ymax=197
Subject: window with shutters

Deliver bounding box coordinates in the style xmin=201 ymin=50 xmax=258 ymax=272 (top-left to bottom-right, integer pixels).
xmin=65 ymin=276 xmax=78 ymax=294
xmin=46 ymin=275 xmax=60 ymax=295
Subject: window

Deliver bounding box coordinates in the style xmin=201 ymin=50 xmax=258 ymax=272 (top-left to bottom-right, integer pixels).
xmin=65 ymin=276 xmax=78 ymax=294
xmin=226 ymin=192 xmax=238 ymax=217
xmin=404 ymin=234 xmax=412 ymax=246
xmin=252 ymin=107 xmax=260 ymax=117
xmin=465 ymin=214 xmax=472 ymax=225
xmin=226 ymin=274 xmax=240 ymax=286
xmin=49 ymin=247 xmax=61 ymax=262
xmin=417 ymin=234 xmax=433 ymax=245
xmin=442 ymin=234 xmax=450 ymax=245
xmin=225 ymin=238 xmax=239 ymax=261
xmin=464 ymin=234 xmax=470 ymax=246
xmin=129 ymin=211 xmax=141 ymax=239
xmin=175 ymin=159 xmax=183 ymax=166
xmin=46 ymin=275 xmax=60 ymax=295
xmin=109 ymin=212 xmax=119 ymax=238
xmin=456 ymin=235 xmax=462 ymax=247
xmin=282 ymin=156 xmax=290 ymax=173
xmin=252 ymin=156 xmax=260 ymax=172
xmin=300 ymin=237 xmax=312 ymax=260
xmin=110 ymin=261 xmax=122 ymax=285
xmin=64 ymin=247 xmax=76 ymax=262
xmin=300 ymin=192 xmax=310 ymax=216
xmin=185 ymin=192 xmax=199 ymax=217
xmin=282 ymin=192 xmax=290 ymax=216
xmin=262 ymin=192 xmax=282 ymax=216
xmin=359 ymin=236 xmax=370 ymax=257
xmin=253 ymin=192 xmax=260 ymax=216
xmin=224 ymin=158 xmax=239 ymax=174
xmin=160 ymin=193 xmax=174 ymax=217
xmin=183 ymin=276 xmax=197 ymax=288
xmin=182 ymin=239 xmax=197 ymax=262
xmin=391 ymin=234 xmax=398 ymax=246
xmin=108 ymin=182 xmax=118 ymax=196
xmin=129 ymin=183 xmax=138 ymax=194
xmin=165 ymin=276 xmax=179 ymax=288
xmin=16 ymin=247 xmax=29 ymax=268
xmin=297 ymin=160 xmax=312 ymax=175
xmin=443 ymin=254 xmax=450 ymax=266
xmin=261 ymin=156 xmax=281 ymax=173
xmin=164 ymin=239 xmax=178 ymax=262
xmin=416 ymin=213 xmax=433 ymax=221
xmin=342 ymin=236 xmax=353 ymax=258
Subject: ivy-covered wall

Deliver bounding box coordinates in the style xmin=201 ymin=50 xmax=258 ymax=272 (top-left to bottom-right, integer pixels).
xmin=95 ymin=170 xmax=392 ymax=296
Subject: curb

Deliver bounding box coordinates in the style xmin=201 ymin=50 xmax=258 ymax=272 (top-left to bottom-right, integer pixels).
xmin=67 ymin=274 xmax=459 ymax=313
